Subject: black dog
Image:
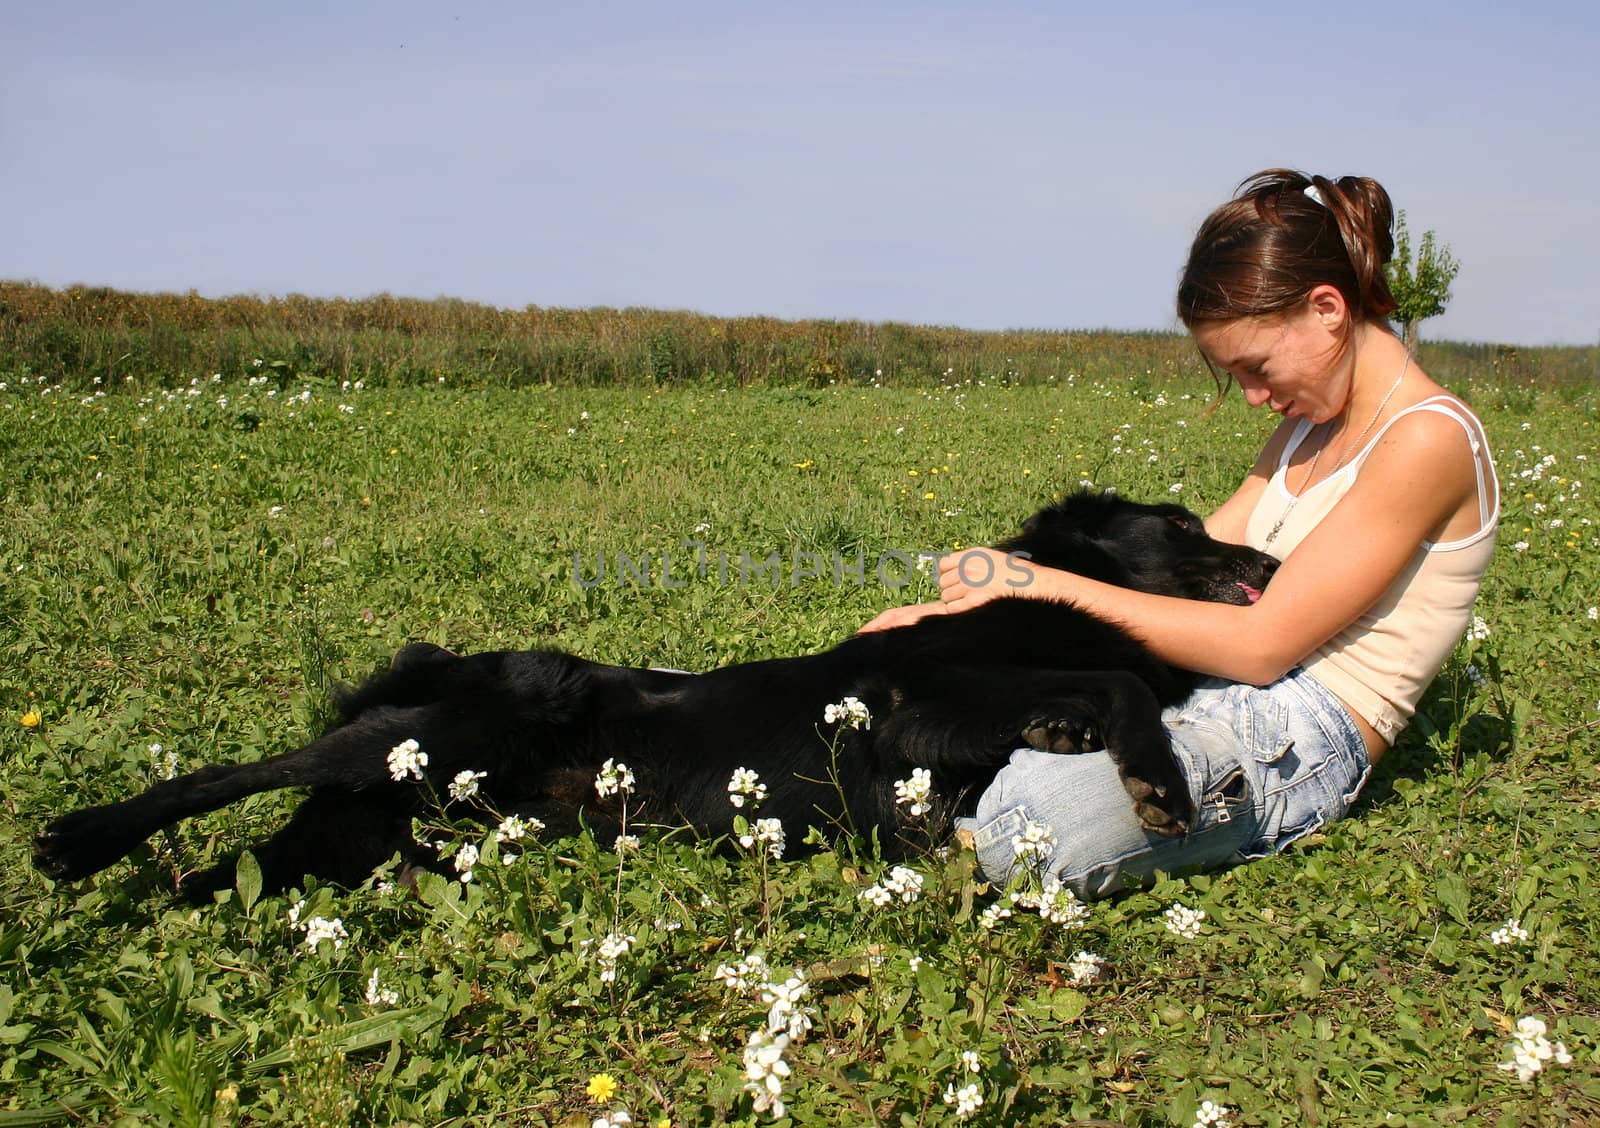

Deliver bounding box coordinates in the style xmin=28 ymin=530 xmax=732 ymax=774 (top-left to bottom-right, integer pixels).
xmin=34 ymin=490 xmax=1276 ymax=899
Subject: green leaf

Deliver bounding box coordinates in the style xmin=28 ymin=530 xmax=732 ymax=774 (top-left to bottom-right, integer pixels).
xmin=236 ymin=849 xmax=263 ymax=913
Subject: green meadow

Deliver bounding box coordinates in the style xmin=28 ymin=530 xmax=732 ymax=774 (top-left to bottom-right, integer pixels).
xmin=1 ymin=337 xmax=1597 ymax=1125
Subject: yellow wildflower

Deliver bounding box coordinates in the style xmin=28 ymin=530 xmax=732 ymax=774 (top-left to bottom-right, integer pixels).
xmin=586 ymin=1073 xmax=619 ymax=1102
xmin=21 ymin=710 xmax=41 ymax=729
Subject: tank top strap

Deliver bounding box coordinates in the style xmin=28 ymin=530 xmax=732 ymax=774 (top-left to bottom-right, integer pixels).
xmin=1350 ymin=394 xmax=1500 ymax=546
xmin=1276 ymin=418 xmax=1317 ymax=473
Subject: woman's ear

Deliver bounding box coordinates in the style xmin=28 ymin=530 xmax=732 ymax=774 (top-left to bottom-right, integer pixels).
xmin=1306 ymin=284 xmax=1348 ymax=329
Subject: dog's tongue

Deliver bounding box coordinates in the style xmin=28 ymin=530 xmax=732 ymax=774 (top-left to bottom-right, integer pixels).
xmin=1238 ymin=583 xmax=1263 ymax=604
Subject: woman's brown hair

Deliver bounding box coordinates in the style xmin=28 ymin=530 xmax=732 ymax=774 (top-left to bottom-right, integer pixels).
xmin=1177 ymin=169 xmax=1399 ymax=328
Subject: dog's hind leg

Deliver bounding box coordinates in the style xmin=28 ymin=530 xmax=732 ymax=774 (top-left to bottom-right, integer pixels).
xmin=34 ymin=704 xmax=468 ymax=884
xmin=181 ymin=790 xmax=422 ymax=903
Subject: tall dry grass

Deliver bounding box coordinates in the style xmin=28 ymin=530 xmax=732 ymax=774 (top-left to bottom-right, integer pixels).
xmin=2 ymin=279 xmax=1593 ymax=390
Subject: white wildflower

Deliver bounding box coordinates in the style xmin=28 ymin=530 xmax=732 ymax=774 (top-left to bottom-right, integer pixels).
xmin=1193 ymin=1099 xmax=1233 ymax=1127
xmin=960 ymin=1049 xmax=982 ymax=1073
xmin=713 ymin=952 xmax=769 ymax=994
xmin=739 ymin=817 xmax=786 ymax=860
xmin=1490 ymin=918 xmax=1531 ymax=946
xmin=1067 ymin=950 xmax=1108 ymax=985
xmin=148 ymin=742 xmax=180 ymax=780
xmin=1165 ymin=902 xmax=1206 ymax=939
xmin=494 ymin=814 xmax=542 ymax=843
xmin=589 ymin=931 xmax=637 ymax=983
xmin=727 ymin=766 xmax=768 ymax=808
xmin=613 ymin=834 xmax=640 ymax=854
xmin=1498 ymin=1016 xmax=1573 ymax=1083
xmin=301 ymin=916 xmax=348 ymax=952
xmin=453 ymin=842 xmax=479 ymax=882
xmin=893 ymin=768 xmax=935 ymax=817
xmin=1468 ymin=615 xmax=1491 ymax=641
xmin=386 ymin=738 xmax=428 ymax=781
xmin=943 ymin=1081 xmax=984 ymax=1120
xmin=447 ymin=769 xmax=487 ymax=801
xmin=823 ymin=695 xmax=872 ymax=730
xmin=364 ymin=967 xmax=399 ymax=1005
xmin=978 ymin=903 xmax=1013 ymax=930
xmin=742 ymin=1029 xmax=792 ymax=1118
xmin=594 ymin=758 xmax=635 ymax=798
xmin=1011 ymin=819 xmax=1056 ymax=865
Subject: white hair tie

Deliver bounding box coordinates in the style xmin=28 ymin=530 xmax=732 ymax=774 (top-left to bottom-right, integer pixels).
xmin=1303 ymin=183 xmax=1326 ymax=207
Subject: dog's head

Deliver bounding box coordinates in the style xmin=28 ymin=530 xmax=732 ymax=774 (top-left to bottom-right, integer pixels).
xmin=997 ymin=489 xmax=1278 ymax=605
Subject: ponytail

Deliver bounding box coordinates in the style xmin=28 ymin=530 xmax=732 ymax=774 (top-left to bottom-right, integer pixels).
xmin=1177 ymin=168 xmax=1399 ymax=326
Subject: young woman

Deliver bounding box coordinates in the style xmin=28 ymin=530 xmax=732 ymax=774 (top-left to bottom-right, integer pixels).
xmin=861 ymin=169 xmax=1500 ymax=898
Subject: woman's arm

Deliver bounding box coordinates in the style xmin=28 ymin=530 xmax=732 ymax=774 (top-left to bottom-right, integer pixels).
xmin=938 ymin=412 xmax=1478 ymax=683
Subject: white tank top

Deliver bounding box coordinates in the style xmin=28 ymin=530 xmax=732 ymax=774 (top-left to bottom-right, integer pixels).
xmin=1244 ymin=395 xmax=1500 ymax=743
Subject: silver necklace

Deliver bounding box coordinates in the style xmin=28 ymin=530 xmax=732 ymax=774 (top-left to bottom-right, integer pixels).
xmin=1263 ymin=354 xmax=1411 ymax=547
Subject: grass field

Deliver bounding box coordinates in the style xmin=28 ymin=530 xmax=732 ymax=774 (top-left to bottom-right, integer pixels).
xmin=1 ymin=359 xmax=1596 ymax=1126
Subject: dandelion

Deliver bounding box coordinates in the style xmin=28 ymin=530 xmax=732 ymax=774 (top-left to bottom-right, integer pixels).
xmin=595 ymin=758 xmax=635 ymax=798
xmin=364 ymin=968 xmax=399 ymax=1006
xmin=586 ymin=1073 xmax=619 ymax=1102
xmin=1498 ymin=1016 xmax=1573 ymax=1083
xmin=20 ymin=710 xmax=41 ymax=729
xmin=943 ymin=1081 xmax=984 ymax=1120
xmin=822 ymin=695 xmax=871 ymax=729
xmin=1067 ymin=950 xmax=1108 ymax=985
xmin=727 ymin=767 xmax=768 ymax=808
xmin=300 ymin=916 xmax=348 ymax=951
xmin=453 ymin=842 xmax=479 ymax=882
xmin=1193 ymin=1099 xmax=1233 ymax=1127
xmin=387 ymin=738 xmax=428 ymax=781
xmin=1165 ymin=902 xmax=1206 ymax=939
xmin=447 ymin=769 xmax=487 ymax=801
xmin=893 ymin=768 xmax=935 ymax=816
xmin=1011 ymin=819 xmax=1056 ymax=865
xmin=1490 ymin=918 xmax=1531 ymax=946
xmin=742 ymin=1030 xmax=792 ymax=1118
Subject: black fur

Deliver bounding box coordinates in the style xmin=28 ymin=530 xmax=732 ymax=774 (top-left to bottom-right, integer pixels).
xmin=34 ymin=490 xmax=1277 ymax=900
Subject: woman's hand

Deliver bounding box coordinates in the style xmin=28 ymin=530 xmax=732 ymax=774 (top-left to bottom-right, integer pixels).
xmin=937 ymin=548 xmax=1039 ymax=611
xmin=855 ymin=601 xmax=948 ymax=634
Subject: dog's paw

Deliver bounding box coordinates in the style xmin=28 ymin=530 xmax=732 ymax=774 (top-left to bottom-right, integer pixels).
xmin=33 ymin=809 xmax=130 ymax=882
xmin=1021 ymin=717 xmax=1098 ymax=755
xmin=1119 ymin=774 xmax=1192 ymax=838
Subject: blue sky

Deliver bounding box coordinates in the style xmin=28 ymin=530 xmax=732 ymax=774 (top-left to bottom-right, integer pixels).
xmin=4 ymin=2 xmax=1596 ymax=345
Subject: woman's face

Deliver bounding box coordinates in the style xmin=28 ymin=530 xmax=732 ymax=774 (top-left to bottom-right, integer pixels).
xmin=1192 ymin=302 xmax=1351 ymax=424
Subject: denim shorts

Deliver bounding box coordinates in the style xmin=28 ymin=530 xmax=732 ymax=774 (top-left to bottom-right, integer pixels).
xmin=956 ymin=668 xmax=1372 ymax=900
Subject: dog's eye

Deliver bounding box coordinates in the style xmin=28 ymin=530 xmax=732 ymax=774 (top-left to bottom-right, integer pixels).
xmin=1167 ymin=514 xmax=1202 ymax=534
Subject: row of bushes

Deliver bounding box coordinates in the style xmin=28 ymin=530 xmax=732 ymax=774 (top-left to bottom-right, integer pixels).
xmin=1 ymin=280 xmax=1592 ymax=389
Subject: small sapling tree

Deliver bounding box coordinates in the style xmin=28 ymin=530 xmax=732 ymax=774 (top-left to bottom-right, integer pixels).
xmin=1386 ymin=210 xmax=1461 ymax=354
